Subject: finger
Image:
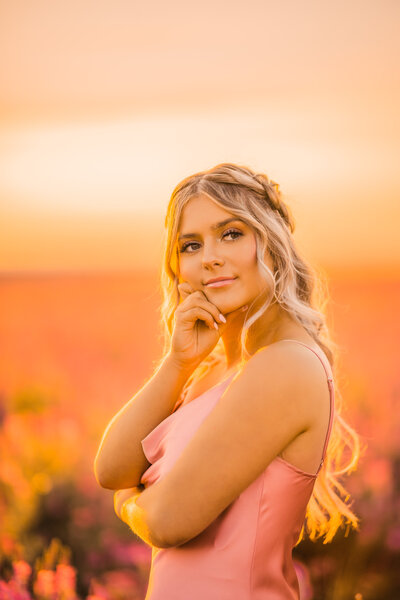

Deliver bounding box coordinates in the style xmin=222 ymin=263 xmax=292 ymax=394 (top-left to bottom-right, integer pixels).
xmin=180 ymin=292 xmax=225 ymax=324
xmin=179 ymin=306 xmax=219 ymax=331
xmin=177 ymin=282 xmax=195 ymax=301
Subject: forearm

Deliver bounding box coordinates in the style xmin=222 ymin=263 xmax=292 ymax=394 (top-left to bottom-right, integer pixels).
xmin=94 ymin=353 xmax=194 ymax=489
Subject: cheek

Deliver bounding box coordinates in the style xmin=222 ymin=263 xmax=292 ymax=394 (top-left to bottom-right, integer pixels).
xmin=236 ymin=236 xmax=257 ymax=268
xmin=177 ymin=257 xmax=197 ymax=283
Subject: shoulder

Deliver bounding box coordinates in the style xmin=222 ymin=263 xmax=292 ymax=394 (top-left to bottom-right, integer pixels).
xmin=232 ymin=340 xmax=329 ymax=428
xmin=250 ymin=339 xmax=326 ymax=382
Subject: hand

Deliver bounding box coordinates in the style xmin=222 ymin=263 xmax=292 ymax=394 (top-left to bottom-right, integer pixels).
xmin=170 ymin=281 xmax=248 ymax=371
xmin=114 ymin=486 xmax=144 ymax=520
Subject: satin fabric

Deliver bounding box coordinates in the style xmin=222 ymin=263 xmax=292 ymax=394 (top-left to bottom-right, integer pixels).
xmin=139 ymin=341 xmax=335 ymax=599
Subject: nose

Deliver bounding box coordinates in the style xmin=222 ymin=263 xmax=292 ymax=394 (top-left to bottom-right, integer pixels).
xmin=201 ymin=243 xmax=224 ymax=269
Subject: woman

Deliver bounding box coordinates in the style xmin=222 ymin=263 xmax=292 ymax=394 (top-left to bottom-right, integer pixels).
xmin=94 ymin=163 xmax=361 ymax=599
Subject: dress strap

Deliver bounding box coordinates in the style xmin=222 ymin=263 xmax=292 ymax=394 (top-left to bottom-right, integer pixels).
xmin=277 ymin=339 xmax=335 ymax=474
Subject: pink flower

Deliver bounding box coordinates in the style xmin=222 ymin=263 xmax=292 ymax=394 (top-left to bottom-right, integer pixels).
xmin=12 ymin=561 xmax=32 ymax=587
xmin=1 ymin=578 xmax=32 ymax=600
xmin=55 ymin=564 xmax=78 ymax=599
xmin=0 ymin=580 xmax=17 ymax=600
xmin=33 ymin=569 xmax=57 ymax=600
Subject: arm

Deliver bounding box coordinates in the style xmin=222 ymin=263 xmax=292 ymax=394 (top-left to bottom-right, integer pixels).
xmin=148 ymin=343 xmax=324 ymax=548
xmin=94 ymin=352 xmax=194 ymax=490
xmin=113 ymin=485 xmax=168 ymax=548
xmin=114 ymin=486 xmax=144 ymax=519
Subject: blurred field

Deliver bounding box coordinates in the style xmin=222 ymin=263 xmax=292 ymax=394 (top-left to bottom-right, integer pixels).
xmin=0 ymin=269 xmax=399 ymax=599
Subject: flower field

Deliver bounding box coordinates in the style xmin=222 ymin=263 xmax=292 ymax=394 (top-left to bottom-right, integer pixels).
xmin=0 ymin=270 xmax=399 ymax=599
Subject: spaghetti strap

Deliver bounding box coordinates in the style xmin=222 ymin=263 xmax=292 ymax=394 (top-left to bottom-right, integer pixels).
xmin=277 ymin=339 xmax=335 ymax=474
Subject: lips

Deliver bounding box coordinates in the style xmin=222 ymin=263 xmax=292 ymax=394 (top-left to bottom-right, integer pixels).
xmin=204 ymin=277 xmax=237 ymax=288
xmin=204 ymin=276 xmax=236 ymax=285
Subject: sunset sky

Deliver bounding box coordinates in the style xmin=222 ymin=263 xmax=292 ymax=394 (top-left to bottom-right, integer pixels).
xmin=0 ymin=0 xmax=399 ymax=275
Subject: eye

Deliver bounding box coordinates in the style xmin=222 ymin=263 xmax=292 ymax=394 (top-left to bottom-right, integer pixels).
xmin=179 ymin=241 xmax=200 ymax=253
xmin=223 ymin=228 xmax=243 ymax=241
xmin=179 ymin=228 xmax=243 ymax=253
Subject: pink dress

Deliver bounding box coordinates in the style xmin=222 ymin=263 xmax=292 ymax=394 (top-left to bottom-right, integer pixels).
xmin=139 ymin=340 xmax=335 ymax=599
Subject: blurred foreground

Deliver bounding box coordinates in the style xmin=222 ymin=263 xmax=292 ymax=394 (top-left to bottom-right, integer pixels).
xmin=0 ymin=270 xmax=399 ymax=599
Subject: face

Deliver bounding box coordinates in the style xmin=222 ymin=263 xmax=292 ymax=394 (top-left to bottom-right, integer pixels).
xmin=177 ymin=195 xmax=273 ymax=314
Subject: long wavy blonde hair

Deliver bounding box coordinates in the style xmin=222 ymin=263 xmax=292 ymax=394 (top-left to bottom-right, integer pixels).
xmin=154 ymin=162 xmax=364 ymax=545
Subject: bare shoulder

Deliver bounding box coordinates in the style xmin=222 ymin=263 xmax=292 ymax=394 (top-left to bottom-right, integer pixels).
xmin=252 ymin=339 xmax=328 ymax=380
xmin=234 ymin=340 xmax=330 ymax=427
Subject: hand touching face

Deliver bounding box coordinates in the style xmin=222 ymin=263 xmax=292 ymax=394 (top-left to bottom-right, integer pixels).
xmin=177 ymin=195 xmax=270 ymax=316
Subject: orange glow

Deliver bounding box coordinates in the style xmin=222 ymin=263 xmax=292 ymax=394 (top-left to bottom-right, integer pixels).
xmin=0 ymin=2 xmax=398 ymax=274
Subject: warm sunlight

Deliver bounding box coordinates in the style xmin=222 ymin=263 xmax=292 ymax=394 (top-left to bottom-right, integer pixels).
xmin=1 ymin=106 xmax=399 ymax=273
xmin=1 ymin=2 xmax=399 ymax=598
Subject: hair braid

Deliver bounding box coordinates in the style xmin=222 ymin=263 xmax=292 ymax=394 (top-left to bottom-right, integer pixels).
xmin=253 ymin=172 xmax=295 ymax=233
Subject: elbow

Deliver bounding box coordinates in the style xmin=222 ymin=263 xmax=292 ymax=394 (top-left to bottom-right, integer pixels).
xmin=152 ymin=528 xmax=188 ymax=549
xmin=93 ymin=458 xmax=117 ymax=490
xmin=133 ymin=486 xmax=177 ymax=549
xmin=149 ymin=513 xmax=175 ymax=549
xmin=93 ymin=444 xmax=122 ymax=489
xmin=94 ymin=458 xmax=145 ymax=491
xmin=95 ymin=475 xmax=115 ymax=490
xmin=152 ymin=537 xmax=174 ymax=549
xmin=94 ymin=468 xmax=109 ymax=490
xmin=149 ymin=505 xmax=189 ymax=549
xmin=93 ymin=449 xmax=108 ymax=488
xmin=149 ymin=525 xmax=173 ymax=549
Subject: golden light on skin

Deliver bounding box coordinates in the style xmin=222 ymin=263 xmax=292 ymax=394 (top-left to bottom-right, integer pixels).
xmin=177 ymin=196 xmax=271 ymax=316
xmin=120 ymin=495 xmax=155 ymax=546
xmin=114 ymin=487 xmax=165 ymax=548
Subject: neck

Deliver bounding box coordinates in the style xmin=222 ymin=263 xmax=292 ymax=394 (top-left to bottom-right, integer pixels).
xmin=221 ymin=298 xmax=298 ymax=370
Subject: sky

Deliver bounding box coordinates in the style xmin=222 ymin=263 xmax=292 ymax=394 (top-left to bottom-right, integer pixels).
xmin=0 ymin=0 xmax=399 ymax=275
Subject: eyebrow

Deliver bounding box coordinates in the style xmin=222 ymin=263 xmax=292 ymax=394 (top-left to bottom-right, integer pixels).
xmin=178 ymin=218 xmax=245 ymax=242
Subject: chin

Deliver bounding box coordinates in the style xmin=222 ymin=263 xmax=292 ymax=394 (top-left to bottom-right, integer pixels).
xmin=221 ymin=301 xmax=247 ymax=315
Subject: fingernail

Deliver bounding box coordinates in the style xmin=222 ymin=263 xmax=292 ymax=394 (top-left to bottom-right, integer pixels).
xmin=214 ymin=322 xmax=219 ymax=330
xmin=219 ymin=313 xmax=226 ymax=323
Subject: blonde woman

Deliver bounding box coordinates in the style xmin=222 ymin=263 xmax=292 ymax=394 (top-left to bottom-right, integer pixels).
xmin=94 ymin=163 xmax=361 ymax=599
